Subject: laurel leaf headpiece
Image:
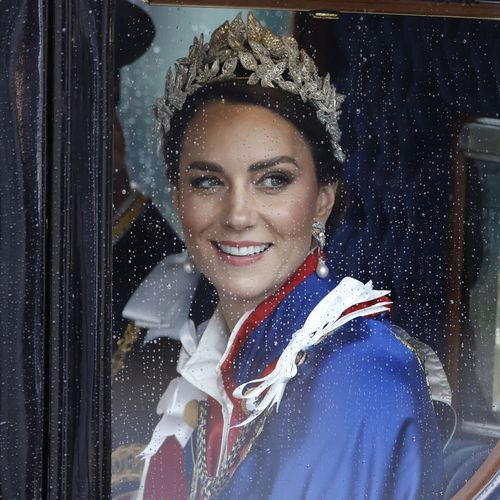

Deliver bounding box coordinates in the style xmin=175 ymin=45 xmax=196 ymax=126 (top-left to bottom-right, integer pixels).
xmin=155 ymin=12 xmax=345 ymax=163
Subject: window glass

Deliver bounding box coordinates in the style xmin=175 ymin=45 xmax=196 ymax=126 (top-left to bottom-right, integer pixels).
xmin=460 ymin=120 xmax=500 ymax=430
xmin=112 ymin=6 xmax=292 ymax=497
xmin=112 ymin=4 xmax=500 ymax=498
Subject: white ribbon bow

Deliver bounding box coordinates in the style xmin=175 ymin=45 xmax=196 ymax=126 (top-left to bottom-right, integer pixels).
xmin=233 ymin=277 xmax=391 ymax=426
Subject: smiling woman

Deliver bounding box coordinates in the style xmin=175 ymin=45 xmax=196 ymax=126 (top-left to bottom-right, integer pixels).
xmin=126 ymin=12 xmax=445 ymax=500
xmin=174 ymin=100 xmax=336 ymax=327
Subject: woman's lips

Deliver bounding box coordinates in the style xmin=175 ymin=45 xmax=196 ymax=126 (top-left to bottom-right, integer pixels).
xmin=211 ymin=240 xmax=271 ymax=266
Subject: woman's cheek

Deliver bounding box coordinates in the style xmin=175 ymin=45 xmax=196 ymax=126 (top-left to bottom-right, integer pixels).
xmin=180 ymin=194 xmax=216 ymax=234
xmin=273 ymin=204 xmax=311 ymax=238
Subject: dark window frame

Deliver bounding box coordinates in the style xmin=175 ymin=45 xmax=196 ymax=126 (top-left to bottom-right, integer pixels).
xmin=1 ymin=0 xmax=113 ymax=497
xmin=146 ymin=0 xmax=500 ymax=21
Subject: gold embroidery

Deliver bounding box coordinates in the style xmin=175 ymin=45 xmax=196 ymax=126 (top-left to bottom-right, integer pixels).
xmin=112 ymin=192 xmax=148 ymax=244
xmin=112 ymin=321 xmax=141 ymax=379
xmin=111 ymin=443 xmax=147 ymax=488
xmin=389 ymin=326 xmax=432 ymax=394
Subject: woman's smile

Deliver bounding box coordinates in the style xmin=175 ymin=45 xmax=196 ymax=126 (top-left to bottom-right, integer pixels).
xmin=212 ymin=240 xmax=272 ymax=264
xmin=174 ymin=101 xmax=335 ymax=323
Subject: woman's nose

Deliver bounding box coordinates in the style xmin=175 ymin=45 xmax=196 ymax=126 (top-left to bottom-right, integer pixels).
xmin=221 ymin=188 xmax=256 ymax=230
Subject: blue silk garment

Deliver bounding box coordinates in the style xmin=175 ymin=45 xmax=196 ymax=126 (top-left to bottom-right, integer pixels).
xmin=180 ymin=253 xmax=445 ymax=499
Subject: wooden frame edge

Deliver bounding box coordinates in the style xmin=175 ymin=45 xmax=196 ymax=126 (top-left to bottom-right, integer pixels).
xmin=144 ymin=0 xmax=500 ymax=20
xmin=452 ymin=440 xmax=500 ymax=499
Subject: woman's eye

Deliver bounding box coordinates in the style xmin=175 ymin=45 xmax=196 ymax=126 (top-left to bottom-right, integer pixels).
xmin=190 ymin=175 xmax=222 ymax=189
xmin=259 ymin=173 xmax=293 ymax=189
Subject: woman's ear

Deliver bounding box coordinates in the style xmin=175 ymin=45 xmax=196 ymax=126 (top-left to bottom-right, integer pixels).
xmin=315 ymin=183 xmax=337 ymax=223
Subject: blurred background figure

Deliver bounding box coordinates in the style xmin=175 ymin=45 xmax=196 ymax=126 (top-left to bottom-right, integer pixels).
xmin=111 ymin=2 xmax=183 ymax=497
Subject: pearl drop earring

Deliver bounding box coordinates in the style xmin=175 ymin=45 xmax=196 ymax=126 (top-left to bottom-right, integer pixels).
xmin=312 ymin=220 xmax=329 ymax=278
xmin=183 ymin=252 xmax=196 ymax=274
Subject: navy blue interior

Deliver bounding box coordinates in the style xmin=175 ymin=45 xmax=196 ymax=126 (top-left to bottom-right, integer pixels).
xmin=310 ymin=15 xmax=500 ymax=356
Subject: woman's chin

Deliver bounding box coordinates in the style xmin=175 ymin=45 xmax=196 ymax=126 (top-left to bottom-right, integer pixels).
xmin=214 ymin=279 xmax=277 ymax=309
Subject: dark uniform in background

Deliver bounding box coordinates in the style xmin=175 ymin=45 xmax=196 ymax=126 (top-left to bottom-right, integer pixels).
xmin=112 ymin=192 xmax=184 ymax=498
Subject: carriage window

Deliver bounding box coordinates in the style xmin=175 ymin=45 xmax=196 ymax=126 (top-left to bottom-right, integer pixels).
xmin=459 ymin=119 xmax=500 ymax=430
xmin=111 ymin=3 xmax=499 ymax=498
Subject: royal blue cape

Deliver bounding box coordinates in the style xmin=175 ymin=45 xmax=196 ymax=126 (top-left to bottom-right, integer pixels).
xmin=186 ymin=260 xmax=444 ymax=499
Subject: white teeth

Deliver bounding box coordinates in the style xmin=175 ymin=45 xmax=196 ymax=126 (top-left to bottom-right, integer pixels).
xmin=217 ymin=243 xmax=270 ymax=257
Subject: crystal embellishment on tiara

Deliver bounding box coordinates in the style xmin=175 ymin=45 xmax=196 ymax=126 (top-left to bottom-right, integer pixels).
xmin=155 ymin=12 xmax=346 ymax=163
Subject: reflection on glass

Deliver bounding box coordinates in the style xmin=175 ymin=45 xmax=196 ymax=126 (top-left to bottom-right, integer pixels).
xmin=495 ymin=271 xmax=500 ymax=411
xmin=473 ymin=161 xmax=500 ymax=414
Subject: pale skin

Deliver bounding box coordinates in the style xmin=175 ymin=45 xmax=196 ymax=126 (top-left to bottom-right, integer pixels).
xmin=173 ymin=101 xmax=336 ymax=331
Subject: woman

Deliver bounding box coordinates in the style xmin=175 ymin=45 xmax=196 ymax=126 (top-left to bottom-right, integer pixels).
xmin=134 ymin=13 xmax=444 ymax=499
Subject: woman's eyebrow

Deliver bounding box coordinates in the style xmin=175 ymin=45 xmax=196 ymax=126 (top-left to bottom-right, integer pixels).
xmin=186 ymin=161 xmax=223 ymax=173
xmin=249 ymin=156 xmax=299 ymax=172
xmin=186 ymin=156 xmax=299 ymax=173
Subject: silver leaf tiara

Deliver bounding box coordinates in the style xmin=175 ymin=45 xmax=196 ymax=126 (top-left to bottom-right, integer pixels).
xmin=155 ymin=12 xmax=345 ymax=163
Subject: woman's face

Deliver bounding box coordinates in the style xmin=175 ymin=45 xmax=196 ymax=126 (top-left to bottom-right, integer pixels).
xmin=174 ymin=101 xmax=336 ymax=312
